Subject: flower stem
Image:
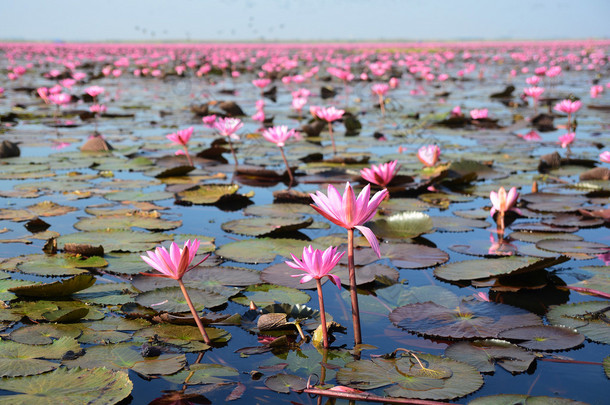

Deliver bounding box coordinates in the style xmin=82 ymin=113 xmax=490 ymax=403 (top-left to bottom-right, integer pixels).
xmin=227 ymin=138 xmax=238 ymax=168
xmin=279 ymin=146 xmax=294 ymax=187
xmin=178 ymin=279 xmax=211 ymax=345
xmin=347 ymin=228 xmax=362 ymax=345
xmin=184 ymin=147 xmax=194 ymax=167
xmin=316 ymin=279 xmax=329 ymax=349
xmin=379 ymin=95 xmax=385 ymax=116
xmin=328 ymin=122 xmax=336 ymax=155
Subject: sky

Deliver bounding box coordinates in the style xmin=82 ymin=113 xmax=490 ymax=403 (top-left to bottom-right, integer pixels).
xmin=1 ymin=0 xmax=609 ymax=42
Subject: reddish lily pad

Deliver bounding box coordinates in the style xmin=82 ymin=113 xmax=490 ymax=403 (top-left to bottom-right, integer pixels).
xmin=498 ymin=325 xmax=584 ymax=351
xmin=430 ymin=216 xmax=490 ymax=232
xmin=535 ymin=239 xmax=609 ymax=255
xmin=381 ymin=243 xmax=449 ymax=269
xmin=546 ymin=301 xmax=610 ymax=345
xmin=469 ymin=395 xmax=589 ymax=405
xmin=445 ymin=340 xmax=536 ymax=374
xmin=389 ymin=299 xmax=541 ymax=339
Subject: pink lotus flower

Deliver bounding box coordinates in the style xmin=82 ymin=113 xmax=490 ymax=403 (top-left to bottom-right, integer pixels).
xmin=371 ymin=83 xmax=389 ymax=96
xmin=167 ymin=127 xmax=193 ymax=146
xmin=60 ymin=78 xmax=76 ymax=88
xmin=360 ymin=160 xmax=400 ymax=187
xmin=286 ymin=245 xmax=343 ymax=287
xmin=554 ymin=99 xmax=582 ymax=114
xmin=251 ymin=109 xmax=265 ymax=123
xmin=89 ymin=104 xmax=107 ymax=114
xmin=523 ymin=86 xmax=544 ymax=100
xmin=201 ymin=115 xmax=216 ymax=127
xmin=37 ymin=87 xmax=49 ymax=103
xmin=141 ymin=239 xmax=206 ymax=280
xmin=558 ymin=132 xmax=575 ymax=148
xmin=262 ymin=125 xmax=298 ymax=148
xmin=417 ymin=145 xmax=441 ymax=167
xmin=315 ymin=106 xmax=344 ymax=123
xmin=292 ymin=96 xmax=307 ymax=112
xmin=518 ymin=130 xmax=541 ymax=141
xmin=451 ymin=106 xmax=462 ymax=116
xmin=310 ymin=182 xmax=387 ymax=257
xmin=490 ymin=186 xmax=520 ymax=217
xmin=590 ymin=85 xmax=603 ymax=98
xmin=389 ymin=77 xmax=400 ymax=88
xmin=86 ymin=86 xmax=105 ymax=98
xmin=600 ymin=151 xmax=610 ymax=163
xmin=141 ymin=239 xmax=211 ymax=344
xmin=470 ymin=108 xmax=488 ymax=120
xmin=48 ymin=93 xmax=71 ymax=105
xmin=214 ymin=117 xmax=243 ymax=141
xmin=525 ymin=76 xmax=541 ymax=85
xmin=252 ymin=78 xmax=271 ymax=89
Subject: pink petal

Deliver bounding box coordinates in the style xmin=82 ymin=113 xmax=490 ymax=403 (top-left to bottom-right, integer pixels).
xmin=355 ymin=225 xmax=382 ymax=258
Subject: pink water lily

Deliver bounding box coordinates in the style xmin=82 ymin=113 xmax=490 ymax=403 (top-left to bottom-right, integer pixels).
xmin=286 ymin=245 xmax=343 ymax=287
xmin=214 ymin=117 xmax=244 ymax=167
xmin=310 ymin=182 xmax=386 ymax=345
xmin=554 ymin=99 xmax=582 ymax=130
xmin=558 ymin=132 xmax=575 ymax=149
xmin=490 ymin=186 xmax=520 ymax=217
xmin=310 ymin=182 xmax=387 ymax=257
xmin=360 ymin=160 xmax=400 ymax=188
xmin=371 ymin=83 xmax=389 ymax=115
xmin=315 ymin=106 xmax=345 ymax=155
xmin=262 ymin=125 xmax=300 ymax=185
xmin=600 ymin=151 xmax=610 ymax=163
xmin=85 ymin=85 xmax=105 ymax=98
xmin=286 ymin=245 xmax=344 ymax=348
xmin=141 ymin=239 xmax=211 ymax=344
xmin=417 ymin=145 xmax=441 ymax=167
xmin=470 ymin=108 xmax=488 ymax=120
xmin=167 ymin=127 xmax=194 ymax=166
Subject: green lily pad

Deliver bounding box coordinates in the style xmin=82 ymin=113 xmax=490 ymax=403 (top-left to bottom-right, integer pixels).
xmin=133 ymin=271 xmax=242 ymax=298
xmin=104 ymin=252 xmax=158 ymax=275
xmin=217 ymin=238 xmax=325 ymax=263
xmin=0 ymin=209 xmax=37 ymax=222
xmin=58 ymin=230 xmax=172 ymax=252
xmin=0 ymin=279 xmax=38 ymax=301
xmin=389 ymin=299 xmax=542 ymax=339
xmin=368 ymin=211 xmax=433 ymax=239
xmin=104 ymin=190 xmax=174 ymax=202
xmin=445 ymin=340 xmax=536 ymax=374
xmin=264 ymin=373 xmax=307 ymax=394
xmin=136 ymin=286 xmax=228 ymax=313
xmin=221 ymin=216 xmax=313 ymax=236
xmin=176 ymin=184 xmax=239 ymax=204
xmin=337 ymin=353 xmax=483 ymax=400
xmin=0 ymin=366 xmax=132 ymax=405
xmin=231 ymin=284 xmax=310 ymax=307
xmin=604 ymin=356 xmax=610 ymax=379
xmin=546 ymin=301 xmax=610 ymax=345
xmin=62 ymin=342 xmax=186 ymax=375
xmin=72 ymin=282 xmax=137 ymax=306
xmin=74 ymin=215 xmax=182 ymax=231
xmin=8 ymin=274 xmax=95 ymax=298
xmin=434 ymin=256 xmax=569 ymax=282
xmin=498 ymin=325 xmax=585 ymax=351
xmin=0 ymin=337 xmax=81 ymax=377
xmin=16 ymin=254 xmax=107 ymax=277
xmin=244 ymin=203 xmax=315 ymax=217
xmin=26 ymin=201 xmax=78 ymax=217
xmin=381 ymin=243 xmax=449 ymax=269
xmin=469 ymin=394 xmax=590 ymax=405
xmin=134 ymin=324 xmax=231 ymax=347
xmin=535 ymin=239 xmax=610 ymax=255
xmin=260 ymin=262 xmax=322 ymax=289
xmin=449 ymin=159 xmax=506 ymax=181
xmin=163 ymin=363 xmax=239 ymax=385
xmin=87 ymin=317 xmax=150 ymax=331
xmin=430 ymin=216 xmax=490 ymax=232
xmin=78 ymin=329 xmax=132 ymax=345
xmin=43 ymin=307 xmax=90 ymax=323
xmin=10 ymin=324 xmax=82 ymax=345
xmin=379 ymin=198 xmax=432 ymax=214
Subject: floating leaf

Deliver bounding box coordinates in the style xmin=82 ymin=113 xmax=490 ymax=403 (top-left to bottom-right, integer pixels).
xmin=58 ymin=230 xmax=172 ymax=252
xmin=498 ymin=325 xmax=584 ymax=351
xmin=389 ymin=300 xmax=541 ymax=339
xmin=0 ymin=367 xmax=132 ymax=405
xmin=104 ymin=190 xmax=173 ymax=202
xmin=469 ymin=394 xmax=590 ymax=405
xmin=134 ymin=324 xmax=230 ymax=348
xmin=445 ymin=339 xmax=536 ymax=374
xmin=368 ymin=212 xmax=433 ymax=239
xmin=221 ymin=216 xmax=313 ymax=236
xmin=535 ymin=239 xmax=609 ymax=255
xmin=604 ymin=356 xmax=610 ymax=379
xmin=430 ymin=216 xmax=490 ymax=232
xmin=10 ymin=324 xmax=82 ymax=345
xmin=136 ymin=287 xmax=228 ymax=312
xmin=264 ymin=373 xmax=307 ymax=394
xmin=0 ymin=337 xmax=80 ymax=377
xmin=163 ymin=363 xmax=239 ymax=385
xmin=244 ymin=203 xmax=315 ymax=217
xmin=231 ymin=284 xmax=310 ymax=307
xmin=62 ymin=342 xmax=186 ymax=375
xmin=337 ymin=353 xmax=483 ymax=400
xmin=546 ymin=301 xmax=610 ymax=345
xmin=381 ymin=243 xmax=449 ymax=269
xmin=176 ymin=184 xmax=239 ymax=204
xmin=508 ymin=231 xmax=583 ymax=243
xmin=434 ymin=256 xmax=568 ymax=281
xmin=217 ymin=238 xmax=324 ymax=263
xmin=16 ymin=254 xmax=107 ymax=277
xmin=74 ymin=215 xmax=181 ymax=231
xmin=8 ymin=274 xmax=95 ymax=298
